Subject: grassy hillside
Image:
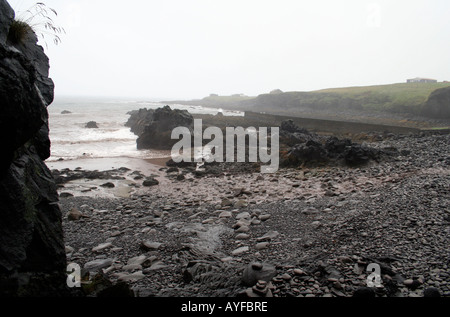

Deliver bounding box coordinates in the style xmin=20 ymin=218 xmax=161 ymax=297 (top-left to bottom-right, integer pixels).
xmin=237 ymin=82 xmax=450 ymax=122
xmin=314 ymin=83 xmax=450 ymax=113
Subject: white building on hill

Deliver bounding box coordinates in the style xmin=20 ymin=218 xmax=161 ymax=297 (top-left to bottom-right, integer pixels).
xmin=407 ymin=77 xmax=437 ymax=83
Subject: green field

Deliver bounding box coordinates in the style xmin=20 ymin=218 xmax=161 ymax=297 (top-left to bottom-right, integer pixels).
xmin=314 ymin=82 xmax=450 ymax=113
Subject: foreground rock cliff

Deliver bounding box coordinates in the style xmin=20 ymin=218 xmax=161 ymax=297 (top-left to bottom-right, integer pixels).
xmin=0 ymin=0 xmax=68 ymax=296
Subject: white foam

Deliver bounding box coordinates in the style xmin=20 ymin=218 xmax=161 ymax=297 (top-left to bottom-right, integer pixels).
xmin=48 ymin=97 xmax=244 ymax=163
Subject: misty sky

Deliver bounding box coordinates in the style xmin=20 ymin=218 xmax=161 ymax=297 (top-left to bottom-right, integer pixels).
xmin=8 ymin=0 xmax=450 ymax=100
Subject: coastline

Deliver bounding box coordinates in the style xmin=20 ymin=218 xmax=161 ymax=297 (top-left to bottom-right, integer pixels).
xmin=47 ymin=156 xmax=172 ymax=199
xmin=47 ymin=156 xmax=172 ymax=172
xmin=145 ymin=156 xmax=172 ymax=167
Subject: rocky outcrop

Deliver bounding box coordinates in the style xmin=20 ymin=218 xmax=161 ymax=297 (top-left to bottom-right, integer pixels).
xmin=423 ymin=86 xmax=450 ymax=119
xmin=279 ymin=119 xmax=314 ymax=146
xmin=0 ymin=0 xmax=68 ymax=296
xmin=280 ymin=120 xmax=385 ymax=167
xmin=129 ymin=105 xmax=194 ymax=150
xmin=125 ymin=108 xmax=154 ymax=136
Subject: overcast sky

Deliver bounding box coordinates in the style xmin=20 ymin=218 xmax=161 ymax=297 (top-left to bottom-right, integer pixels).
xmin=8 ymin=0 xmax=450 ymax=100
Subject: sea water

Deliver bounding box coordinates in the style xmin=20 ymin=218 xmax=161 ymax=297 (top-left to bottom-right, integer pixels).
xmin=47 ymin=96 xmax=243 ymax=167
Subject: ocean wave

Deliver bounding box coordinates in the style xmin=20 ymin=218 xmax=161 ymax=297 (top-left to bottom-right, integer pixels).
xmin=52 ymin=138 xmax=136 ymax=145
xmin=46 ymin=151 xmax=171 ymax=163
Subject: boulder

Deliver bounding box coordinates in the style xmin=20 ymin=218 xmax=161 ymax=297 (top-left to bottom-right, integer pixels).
xmin=135 ymin=105 xmax=194 ymax=150
xmin=85 ymin=121 xmax=99 ymax=129
xmin=67 ymin=208 xmax=86 ymax=221
xmin=100 ymin=182 xmax=115 ymax=188
xmin=142 ymin=177 xmax=159 ymax=187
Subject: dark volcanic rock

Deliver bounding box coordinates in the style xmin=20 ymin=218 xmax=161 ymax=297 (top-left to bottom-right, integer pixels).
xmin=142 ymin=177 xmax=159 ymax=187
xmin=324 ymin=136 xmax=352 ymax=156
xmin=9 ymin=29 xmax=54 ymax=106
xmin=0 ymin=0 xmax=13 ymax=44
xmin=0 ymin=0 xmax=68 ymax=296
xmin=288 ymin=140 xmax=329 ymax=164
xmin=85 ymin=121 xmax=99 ymax=129
xmin=344 ymin=144 xmax=380 ymax=166
xmin=135 ymin=105 xmax=194 ymax=150
xmin=279 ymin=119 xmax=313 ymax=146
xmin=0 ymin=43 xmax=48 ymax=172
xmin=125 ymin=108 xmax=154 ymax=136
xmin=280 ymin=120 xmax=384 ymax=167
xmin=52 ymin=168 xmax=127 ymax=186
xmin=100 ymin=182 xmax=115 ymax=188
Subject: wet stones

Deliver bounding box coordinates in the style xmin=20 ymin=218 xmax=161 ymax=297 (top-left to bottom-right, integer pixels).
xmin=143 ymin=177 xmax=159 ymax=187
xmin=100 ymin=182 xmax=115 ymax=188
xmin=245 ymin=280 xmax=273 ymax=297
xmin=256 ymin=231 xmax=280 ymax=242
xmin=218 ymin=210 xmax=232 ymax=219
xmin=255 ymin=242 xmax=270 ymax=250
xmin=92 ymin=242 xmax=113 ymax=252
xmin=67 ymin=207 xmax=89 ymax=221
xmin=231 ymin=246 xmax=249 ymax=256
xmin=116 ymin=271 xmax=146 ymax=283
xmin=242 ymin=262 xmax=277 ymax=287
xmin=84 ymin=258 xmax=115 ymax=272
xmin=221 ymin=198 xmax=233 ymax=207
xmin=140 ymin=241 xmax=162 ymax=251
xmin=403 ymin=278 xmax=423 ymax=290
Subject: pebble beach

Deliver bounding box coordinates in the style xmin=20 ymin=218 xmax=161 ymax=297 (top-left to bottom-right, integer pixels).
xmin=56 ymin=132 xmax=450 ymax=297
